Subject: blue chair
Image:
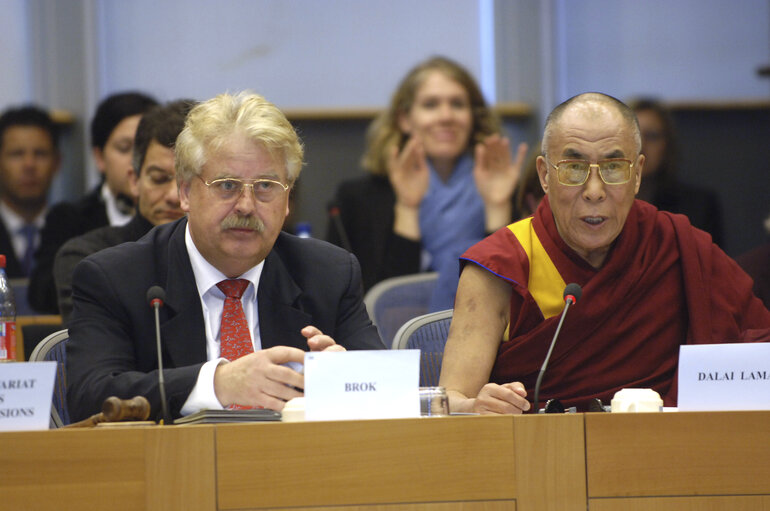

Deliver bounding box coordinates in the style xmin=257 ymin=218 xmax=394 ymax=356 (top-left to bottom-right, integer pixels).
xmin=363 ymin=272 xmax=438 ymax=349
xmin=28 ymin=329 xmax=70 ymax=428
xmin=392 ymin=309 xmax=452 ymax=387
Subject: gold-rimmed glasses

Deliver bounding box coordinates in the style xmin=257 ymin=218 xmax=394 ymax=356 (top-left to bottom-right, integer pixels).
xmin=197 ymin=175 xmax=289 ymax=203
xmin=546 ymin=158 xmax=635 ymax=186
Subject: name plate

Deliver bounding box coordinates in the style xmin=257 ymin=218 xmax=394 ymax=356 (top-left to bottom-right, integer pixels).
xmin=678 ymin=342 xmax=770 ymax=411
xmin=0 ymin=361 xmax=57 ymax=431
xmin=304 ymin=349 xmax=420 ymax=421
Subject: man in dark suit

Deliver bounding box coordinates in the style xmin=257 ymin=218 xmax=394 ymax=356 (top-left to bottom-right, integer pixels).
xmin=0 ymin=105 xmax=60 ymax=278
xmin=53 ymin=100 xmax=192 ymax=324
xmin=66 ymin=92 xmax=384 ymax=422
xmin=28 ymin=92 xmax=158 ymax=313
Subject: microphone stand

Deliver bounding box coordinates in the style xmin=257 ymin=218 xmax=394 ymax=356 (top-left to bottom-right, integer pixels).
xmin=533 ymin=295 xmax=576 ymax=413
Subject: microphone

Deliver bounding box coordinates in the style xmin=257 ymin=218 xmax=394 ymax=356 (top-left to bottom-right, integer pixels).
xmin=146 ymin=286 xmax=171 ymax=424
xmin=328 ymin=203 xmax=352 ymax=253
xmin=532 ymin=283 xmax=582 ymax=413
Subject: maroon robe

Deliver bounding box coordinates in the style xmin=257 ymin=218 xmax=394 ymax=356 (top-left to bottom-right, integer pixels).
xmin=461 ymin=197 xmax=770 ymax=410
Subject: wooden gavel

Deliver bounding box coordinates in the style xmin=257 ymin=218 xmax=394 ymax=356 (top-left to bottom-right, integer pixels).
xmin=65 ymin=396 xmax=151 ymax=428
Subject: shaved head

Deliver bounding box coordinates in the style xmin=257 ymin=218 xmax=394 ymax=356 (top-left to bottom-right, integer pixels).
xmin=542 ymin=93 xmax=641 ymax=157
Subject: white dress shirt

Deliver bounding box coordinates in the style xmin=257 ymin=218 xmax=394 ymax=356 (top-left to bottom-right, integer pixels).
xmin=101 ymin=183 xmax=133 ymax=226
xmin=180 ymin=223 xmax=264 ymax=415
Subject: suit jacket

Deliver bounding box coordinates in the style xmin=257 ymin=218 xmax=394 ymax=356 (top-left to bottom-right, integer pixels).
xmin=0 ymin=216 xmax=25 ymax=278
xmin=54 ymin=213 xmax=154 ymax=325
xmin=29 ymin=185 xmax=109 ymax=313
xmin=66 ymin=217 xmax=384 ymax=421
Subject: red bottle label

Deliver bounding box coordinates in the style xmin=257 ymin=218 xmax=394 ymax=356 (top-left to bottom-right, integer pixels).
xmin=0 ymin=321 xmax=16 ymax=361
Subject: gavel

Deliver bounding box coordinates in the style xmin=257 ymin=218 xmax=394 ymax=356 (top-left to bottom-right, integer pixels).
xmin=65 ymin=396 xmax=152 ymax=428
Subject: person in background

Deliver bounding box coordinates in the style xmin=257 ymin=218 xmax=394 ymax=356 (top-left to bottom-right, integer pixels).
xmin=29 ymin=91 xmax=158 ymax=312
xmin=327 ymin=56 xmax=527 ymax=311
xmin=66 ymin=91 xmax=383 ymax=422
xmin=736 ymin=212 xmax=770 ymax=310
xmin=439 ymin=93 xmax=770 ymax=415
xmin=0 ymin=105 xmax=60 ymax=278
xmin=629 ymin=97 xmax=723 ymax=246
xmin=54 ymin=99 xmax=192 ymax=324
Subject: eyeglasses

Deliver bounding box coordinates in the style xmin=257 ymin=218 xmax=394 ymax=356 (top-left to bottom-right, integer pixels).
xmin=546 ymin=157 xmax=635 ymax=186
xmin=197 ymin=175 xmax=289 ymax=203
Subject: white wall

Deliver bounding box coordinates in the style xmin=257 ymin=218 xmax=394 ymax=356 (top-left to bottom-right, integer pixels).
xmin=0 ymin=0 xmax=32 ymax=107
xmin=97 ymin=0 xmax=483 ymax=109
xmin=554 ymin=0 xmax=770 ymax=102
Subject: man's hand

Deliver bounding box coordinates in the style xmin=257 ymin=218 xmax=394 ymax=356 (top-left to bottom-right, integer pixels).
xmin=302 ymin=325 xmax=346 ymax=352
xmin=213 ymin=346 xmax=305 ymax=410
xmin=472 ymin=382 xmax=531 ymax=415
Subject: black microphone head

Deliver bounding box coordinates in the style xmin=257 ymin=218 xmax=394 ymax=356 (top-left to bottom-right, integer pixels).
xmin=146 ymin=286 xmax=166 ymax=307
xmin=563 ymin=283 xmax=582 ymax=303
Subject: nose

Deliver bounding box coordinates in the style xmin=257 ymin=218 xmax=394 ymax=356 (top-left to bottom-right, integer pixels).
xmin=232 ymin=184 xmax=259 ymax=214
xmin=165 ymin=182 xmax=180 ymax=206
xmin=582 ymin=165 xmax=606 ymax=202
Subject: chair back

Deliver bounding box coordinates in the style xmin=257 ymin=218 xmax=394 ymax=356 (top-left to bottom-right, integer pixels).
xmin=392 ymin=309 xmax=452 ymax=387
xmin=363 ymin=272 xmax=438 ymax=348
xmin=28 ymin=329 xmax=70 ymax=428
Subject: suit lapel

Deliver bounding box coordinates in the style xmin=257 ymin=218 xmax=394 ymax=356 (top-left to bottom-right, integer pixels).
xmin=158 ymin=219 xmax=208 ymax=366
xmin=258 ymin=248 xmax=312 ymax=350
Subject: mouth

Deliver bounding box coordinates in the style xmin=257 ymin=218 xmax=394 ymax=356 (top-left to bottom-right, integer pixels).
xmin=581 ymin=216 xmax=607 ymax=226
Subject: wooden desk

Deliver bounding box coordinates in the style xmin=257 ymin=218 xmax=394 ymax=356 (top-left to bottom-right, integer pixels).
xmin=2 ymin=412 xmax=767 ymax=510
xmin=0 ymin=425 xmax=215 ymax=511
xmin=585 ymin=411 xmax=770 ymax=510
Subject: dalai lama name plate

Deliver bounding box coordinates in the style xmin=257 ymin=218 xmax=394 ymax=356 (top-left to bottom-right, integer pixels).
xmin=679 ymin=343 xmax=770 ymax=411
xmin=0 ymin=361 xmax=56 ymax=431
xmin=304 ymin=349 xmax=420 ymax=421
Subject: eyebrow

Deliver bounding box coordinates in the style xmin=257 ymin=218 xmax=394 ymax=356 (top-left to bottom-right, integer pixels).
xmin=561 ymin=148 xmax=626 ymax=159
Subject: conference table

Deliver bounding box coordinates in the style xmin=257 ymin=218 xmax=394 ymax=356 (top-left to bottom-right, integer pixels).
xmin=2 ymin=411 xmax=768 ymax=510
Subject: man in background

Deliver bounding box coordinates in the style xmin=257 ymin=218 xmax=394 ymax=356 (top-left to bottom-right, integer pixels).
xmin=29 ymin=91 xmax=157 ymax=312
xmin=0 ymin=105 xmax=60 ymax=277
xmin=54 ymin=99 xmax=192 ymax=323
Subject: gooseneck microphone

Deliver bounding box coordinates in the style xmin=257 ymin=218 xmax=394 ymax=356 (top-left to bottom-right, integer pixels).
xmin=147 ymin=286 xmax=171 ymax=424
xmin=532 ymin=283 xmax=582 ymax=413
xmin=328 ymin=203 xmax=353 ymax=253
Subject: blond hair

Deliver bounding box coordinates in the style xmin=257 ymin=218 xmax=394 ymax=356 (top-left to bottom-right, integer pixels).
xmin=175 ymin=91 xmax=303 ymax=185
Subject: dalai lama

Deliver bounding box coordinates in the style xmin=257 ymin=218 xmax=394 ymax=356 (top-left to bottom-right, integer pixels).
xmin=439 ymin=92 xmax=770 ymax=413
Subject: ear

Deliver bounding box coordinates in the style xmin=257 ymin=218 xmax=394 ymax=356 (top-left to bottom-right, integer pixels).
xmin=633 ymin=154 xmax=644 ymax=195
xmin=92 ymin=147 xmax=106 ymax=174
xmin=128 ymin=168 xmax=139 ymax=199
xmin=178 ymin=178 xmax=192 ymax=213
xmin=536 ymin=156 xmax=550 ymax=194
xmin=397 ymin=110 xmax=412 ymax=135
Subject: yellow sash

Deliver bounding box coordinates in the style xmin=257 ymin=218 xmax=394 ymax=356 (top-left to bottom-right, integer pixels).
xmin=509 ymin=218 xmax=566 ymax=319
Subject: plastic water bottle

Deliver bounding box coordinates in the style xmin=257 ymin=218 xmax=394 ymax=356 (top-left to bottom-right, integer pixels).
xmin=0 ymin=254 xmax=16 ymax=362
xmin=295 ymin=222 xmax=312 ymax=239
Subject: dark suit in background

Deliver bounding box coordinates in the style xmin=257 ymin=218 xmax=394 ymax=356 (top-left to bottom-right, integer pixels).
xmin=28 ymin=185 xmax=108 ymax=312
xmin=66 ymin=217 xmax=384 ymax=422
xmin=53 ymin=213 xmax=153 ymax=324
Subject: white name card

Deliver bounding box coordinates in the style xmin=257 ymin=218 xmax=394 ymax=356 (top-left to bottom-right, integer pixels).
xmin=678 ymin=343 xmax=770 ymax=411
xmin=0 ymin=361 xmax=57 ymax=431
xmin=304 ymin=349 xmax=420 ymax=421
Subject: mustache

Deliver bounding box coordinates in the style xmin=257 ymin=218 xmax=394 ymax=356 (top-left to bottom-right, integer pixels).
xmin=220 ymin=215 xmax=264 ymax=232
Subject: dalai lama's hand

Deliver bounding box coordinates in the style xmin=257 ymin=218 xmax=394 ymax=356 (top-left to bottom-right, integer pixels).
xmin=302 ymin=325 xmax=346 ymax=352
xmin=213 ymin=346 xmax=305 ymax=410
xmin=472 ymin=382 xmax=531 ymax=415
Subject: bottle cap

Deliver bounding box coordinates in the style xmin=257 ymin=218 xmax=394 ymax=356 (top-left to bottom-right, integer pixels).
xmin=0 ymin=254 xmax=5 ymax=268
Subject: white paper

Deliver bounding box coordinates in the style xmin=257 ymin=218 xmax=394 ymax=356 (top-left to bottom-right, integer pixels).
xmin=0 ymin=361 xmax=57 ymax=431
xmin=678 ymin=343 xmax=770 ymax=411
xmin=304 ymin=349 xmax=420 ymax=421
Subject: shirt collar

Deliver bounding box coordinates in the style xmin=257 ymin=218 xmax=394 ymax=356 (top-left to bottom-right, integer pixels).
xmin=101 ymin=182 xmax=133 ymax=226
xmin=0 ymin=200 xmax=46 ymax=231
xmin=184 ymin=222 xmax=264 ymax=300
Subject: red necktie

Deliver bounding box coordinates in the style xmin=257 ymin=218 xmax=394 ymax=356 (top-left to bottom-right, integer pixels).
xmin=216 ymin=279 xmax=253 ymax=361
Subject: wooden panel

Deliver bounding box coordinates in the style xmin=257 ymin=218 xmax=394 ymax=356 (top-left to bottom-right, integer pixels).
xmin=513 ymin=414 xmax=586 ymax=511
xmin=590 ymin=495 xmax=770 ymax=510
xmin=215 ymin=416 xmax=516 ymax=509
xmin=586 ymin=411 xmax=770 ymax=497
xmin=244 ymin=502 xmax=516 ymax=511
xmin=0 ymin=425 xmax=215 ymax=511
